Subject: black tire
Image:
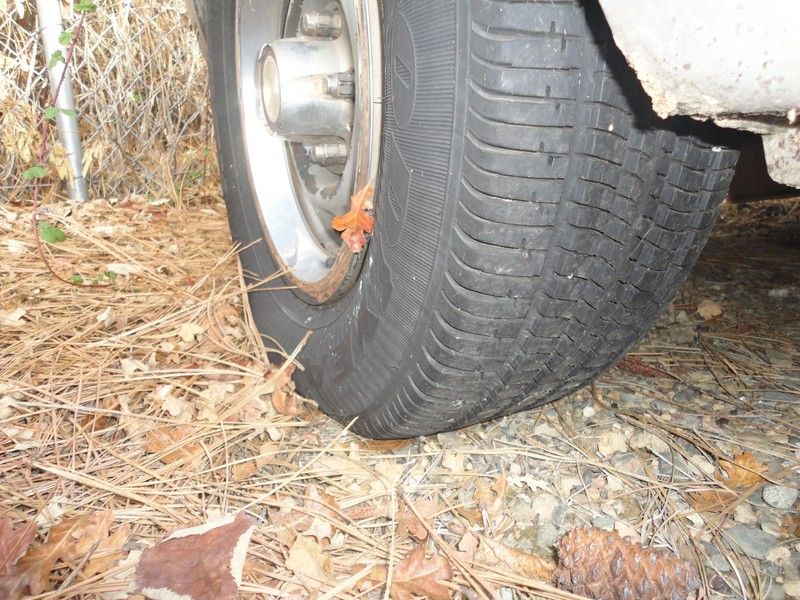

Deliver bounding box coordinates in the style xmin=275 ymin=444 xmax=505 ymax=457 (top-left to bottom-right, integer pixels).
xmin=206 ymin=0 xmax=738 ymax=438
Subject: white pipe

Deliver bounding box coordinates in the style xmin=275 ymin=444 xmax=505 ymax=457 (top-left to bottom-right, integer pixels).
xmin=37 ymin=0 xmax=88 ymax=201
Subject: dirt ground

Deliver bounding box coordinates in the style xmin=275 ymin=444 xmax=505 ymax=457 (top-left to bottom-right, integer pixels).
xmin=1 ymin=188 xmax=798 ymax=600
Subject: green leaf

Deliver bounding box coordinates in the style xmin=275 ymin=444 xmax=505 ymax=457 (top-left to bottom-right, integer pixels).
xmin=103 ymin=270 xmax=118 ymax=283
xmin=38 ymin=221 xmax=67 ymax=244
xmin=22 ymin=165 xmax=46 ymax=180
xmin=70 ymin=274 xmax=84 ymax=284
xmin=48 ymin=49 xmax=65 ymax=69
xmin=74 ymin=0 xmax=97 ymax=12
xmin=130 ymin=90 xmax=145 ymax=104
xmin=44 ymin=106 xmax=78 ymax=120
xmin=58 ymin=30 xmax=75 ymax=45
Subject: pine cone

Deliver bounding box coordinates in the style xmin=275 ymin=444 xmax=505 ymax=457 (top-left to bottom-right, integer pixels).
xmin=554 ymin=528 xmax=700 ymax=600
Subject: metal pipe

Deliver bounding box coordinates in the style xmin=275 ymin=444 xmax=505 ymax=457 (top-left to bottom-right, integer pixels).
xmin=36 ymin=0 xmax=88 ymax=201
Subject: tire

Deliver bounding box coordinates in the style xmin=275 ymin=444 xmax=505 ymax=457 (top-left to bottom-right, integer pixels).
xmin=206 ymin=0 xmax=738 ymax=438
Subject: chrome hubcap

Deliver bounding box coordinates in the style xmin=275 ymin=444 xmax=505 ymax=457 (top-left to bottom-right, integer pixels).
xmin=236 ymin=0 xmax=382 ymax=299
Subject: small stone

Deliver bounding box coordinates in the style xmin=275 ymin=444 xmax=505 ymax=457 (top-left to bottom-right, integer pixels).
xmin=536 ymin=522 xmax=563 ymax=551
xmin=767 ymin=547 xmax=792 ymax=565
xmin=582 ymin=404 xmax=596 ymax=418
xmin=701 ymin=540 xmax=730 ymax=573
xmin=767 ymin=288 xmax=791 ymax=298
xmin=529 ymin=493 xmax=559 ymax=522
xmin=591 ymin=514 xmax=615 ymax=530
xmin=763 ymin=485 xmax=799 ymax=509
xmin=733 ymin=504 xmax=759 ymax=525
xmin=629 ymin=431 xmax=669 ymax=454
xmin=784 ymin=580 xmax=800 ymax=599
xmin=765 ymin=348 xmax=793 ymax=368
xmin=765 ymin=581 xmax=787 ymax=600
xmin=597 ymin=430 xmax=628 ymax=457
xmin=727 ymin=524 xmax=778 ymax=560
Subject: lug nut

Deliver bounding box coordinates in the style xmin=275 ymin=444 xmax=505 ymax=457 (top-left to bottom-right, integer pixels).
xmin=324 ymin=72 xmax=355 ymax=99
xmin=301 ymin=11 xmax=342 ymax=38
xmin=309 ymin=142 xmax=348 ymax=166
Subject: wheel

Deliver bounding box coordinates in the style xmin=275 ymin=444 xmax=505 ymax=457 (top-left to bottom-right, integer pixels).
xmin=205 ymin=0 xmax=739 ymax=438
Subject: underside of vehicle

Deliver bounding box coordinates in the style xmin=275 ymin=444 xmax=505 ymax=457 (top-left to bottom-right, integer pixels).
xmin=187 ymin=0 xmax=799 ymax=438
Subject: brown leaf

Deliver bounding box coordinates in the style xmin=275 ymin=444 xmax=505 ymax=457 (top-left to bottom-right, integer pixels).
xmin=135 ymin=512 xmax=256 ymax=600
xmin=717 ymin=451 xmax=768 ymax=489
xmin=615 ymin=356 xmax=662 ymax=378
xmin=270 ymin=485 xmax=341 ymax=543
xmin=781 ymin=514 xmax=800 ymax=538
xmin=144 ymin=426 xmax=204 ymax=466
xmin=474 ymin=473 xmax=508 ymax=514
xmin=0 ymin=511 xmax=114 ymax=598
xmin=392 ymin=546 xmax=453 ymax=600
xmin=396 ymin=498 xmax=438 ymax=542
xmin=454 ymin=530 xmax=479 ymax=562
xmin=476 ymin=537 xmax=555 ymax=581
xmin=269 ymin=365 xmax=303 ymax=416
xmin=0 ymin=519 xmax=36 ymax=577
xmin=285 ymin=535 xmax=333 ymax=591
xmin=688 ymin=489 xmax=739 ymax=513
xmin=359 ymin=438 xmax=413 ymax=452
xmin=330 ymin=183 xmax=375 ymax=253
xmin=232 ymin=461 xmax=259 ymax=482
xmin=83 ymin=524 xmax=130 ymax=578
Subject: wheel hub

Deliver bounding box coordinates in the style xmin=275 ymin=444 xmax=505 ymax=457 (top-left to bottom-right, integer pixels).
xmin=236 ymin=0 xmax=382 ymax=301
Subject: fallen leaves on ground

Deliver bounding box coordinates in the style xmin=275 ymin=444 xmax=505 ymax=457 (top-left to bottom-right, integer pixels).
xmin=0 ymin=511 xmax=125 ymax=599
xmin=135 ymin=512 xmax=256 ymax=600
xmin=717 ymin=451 xmax=768 ymax=488
xmin=688 ymin=452 xmax=768 ymax=513
xmin=359 ymin=546 xmax=453 ymax=600
xmin=331 ymin=183 xmax=375 ymax=253
xmin=0 ymin=519 xmax=36 ymax=576
xmin=270 ymin=365 xmax=305 ymax=416
xmin=396 ymin=498 xmax=438 ymax=541
xmin=615 ymin=356 xmax=662 ymax=377
xmin=144 ymin=426 xmax=204 ymax=466
xmin=285 ymin=535 xmax=334 ymax=591
xmin=474 ymin=472 xmax=508 ymax=515
xmin=476 ymin=537 xmax=555 ymax=581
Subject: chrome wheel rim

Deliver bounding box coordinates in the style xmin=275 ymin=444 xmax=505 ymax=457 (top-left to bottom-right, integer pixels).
xmin=236 ymin=0 xmax=382 ymax=300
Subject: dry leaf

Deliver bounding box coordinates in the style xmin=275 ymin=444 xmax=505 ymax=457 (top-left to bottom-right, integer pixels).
xmin=717 ymin=451 xmax=768 ymax=489
xmin=106 ymin=262 xmax=142 ymax=276
xmin=144 ymin=426 xmax=204 ymax=466
xmin=177 ymin=322 xmax=205 ymax=343
xmin=688 ymin=489 xmax=739 ymax=513
xmin=396 ymin=498 xmax=438 ymax=542
xmin=84 ymin=524 xmax=130 ymax=578
xmin=232 ymin=461 xmax=258 ymax=481
xmin=391 ymin=546 xmax=453 ymax=600
xmin=477 ymin=537 xmax=555 ymax=581
xmin=135 ymin=512 xmax=256 ymax=600
xmin=359 ymin=438 xmax=413 ymax=452
xmin=270 ymin=365 xmax=303 ymax=416
xmin=0 ymin=511 xmax=115 ymax=598
xmin=474 ymin=473 xmax=508 ymax=514
xmin=330 ymin=183 xmax=375 ymax=253
xmin=0 ymin=519 xmax=36 ymax=577
xmin=455 ymin=530 xmax=479 ymax=562
xmin=0 ymin=307 xmax=26 ymax=327
xmin=285 ymin=535 xmax=334 ymax=591
xmin=271 ymin=485 xmax=341 ymax=543
xmin=697 ymin=299 xmax=723 ymax=321
xmin=120 ymin=357 xmax=149 ymax=377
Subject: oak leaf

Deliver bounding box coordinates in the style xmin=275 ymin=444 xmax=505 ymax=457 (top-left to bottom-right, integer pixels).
xmin=396 ymin=498 xmax=438 ymax=541
xmin=476 ymin=537 xmax=555 ymax=581
xmin=688 ymin=489 xmax=739 ymax=514
xmin=717 ymin=451 xmax=768 ymax=489
xmin=144 ymin=426 xmax=204 ymax=466
xmin=134 ymin=512 xmax=256 ymax=600
xmin=285 ymin=535 xmax=334 ymax=591
xmin=391 ymin=546 xmax=453 ymax=600
xmin=697 ymin=299 xmax=723 ymax=321
xmin=474 ymin=472 xmax=508 ymax=514
xmin=269 ymin=365 xmax=303 ymax=416
xmin=331 ymin=183 xmax=375 ymax=253
xmin=0 ymin=519 xmax=36 ymax=577
xmin=0 ymin=511 xmax=115 ymax=598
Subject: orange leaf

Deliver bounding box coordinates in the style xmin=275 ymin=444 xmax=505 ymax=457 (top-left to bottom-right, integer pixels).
xmin=331 ymin=184 xmax=375 ymax=253
xmin=477 ymin=536 xmax=555 ymax=581
xmin=396 ymin=498 xmax=438 ymax=542
xmin=232 ymin=461 xmax=259 ymax=481
xmin=391 ymin=546 xmax=453 ymax=600
xmin=716 ymin=452 xmax=768 ymax=489
xmin=144 ymin=426 xmax=204 ymax=465
xmin=359 ymin=438 xmax=413 ymax=452
xmin=688 ymin=489 xmax=739 ymax=513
